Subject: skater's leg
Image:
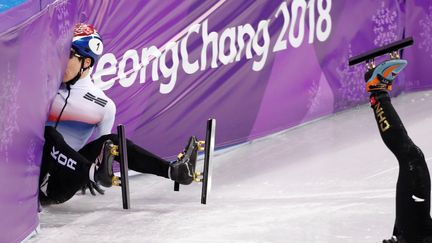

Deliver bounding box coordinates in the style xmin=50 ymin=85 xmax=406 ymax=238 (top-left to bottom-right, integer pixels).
xmin=365 ymin=60 xmax=432 ymax=241
xmin=80 ymin=135 xmax=199 ymax=184
xmin=371 ymin=93 xmax=432 ymax=240
xmin=40 ymin=126 xmax=93 ymax=204
xmin=369 ymin=92 xmax=414 ymax=157
xmin=80 ymin=134 xmax=170 ymax=177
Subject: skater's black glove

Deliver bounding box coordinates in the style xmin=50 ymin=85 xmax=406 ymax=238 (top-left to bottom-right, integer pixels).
xmin=81 ymin=181 xmax=105 ymax=196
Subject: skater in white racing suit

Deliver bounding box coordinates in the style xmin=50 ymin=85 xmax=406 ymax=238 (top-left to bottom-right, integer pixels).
xmin=39 ymin=23 xmax=197 ymax=205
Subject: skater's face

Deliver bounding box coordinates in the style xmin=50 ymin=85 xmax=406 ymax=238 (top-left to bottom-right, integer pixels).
xmin=62 ymin=49 xmax=91 ymax=82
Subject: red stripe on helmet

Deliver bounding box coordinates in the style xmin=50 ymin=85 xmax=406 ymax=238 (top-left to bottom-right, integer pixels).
xmin=74 ymin=23 xmax=96 ymax=37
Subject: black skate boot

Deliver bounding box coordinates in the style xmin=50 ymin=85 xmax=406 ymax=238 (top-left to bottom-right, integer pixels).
xmin=169 ymin=136 xmax=199 ymax=185
xmin=383 ymin=236 xmax=406 ymax=243
xmin=92 ymin=140 xmax=115 ymax=187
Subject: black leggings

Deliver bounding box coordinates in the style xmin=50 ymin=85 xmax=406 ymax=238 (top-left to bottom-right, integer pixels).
xmin=39 ymin=126 xmax=170 ymax=205
xmin=79 ymin=134 xmax=170 ymax=177
xmin=371 ymin=94 xmax=432 ymax=242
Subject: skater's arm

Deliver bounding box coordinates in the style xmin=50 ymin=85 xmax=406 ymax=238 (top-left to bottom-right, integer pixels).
xmin=94 ymin=100 xmax=116 ymax=139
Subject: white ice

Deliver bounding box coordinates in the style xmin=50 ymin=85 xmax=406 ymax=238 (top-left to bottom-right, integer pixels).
xmin=28 ymin=90 xmax=432 ymax=243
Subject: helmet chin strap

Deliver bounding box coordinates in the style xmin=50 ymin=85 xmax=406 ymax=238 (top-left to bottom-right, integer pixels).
xmin=55 ymin=59 xmax=91 ymax=129
xmin=65 ymin=58 xmax=90 ymax=86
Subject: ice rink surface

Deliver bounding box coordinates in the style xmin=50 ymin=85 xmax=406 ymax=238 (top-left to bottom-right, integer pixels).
xmin=29 ymin=90 xmax=432 ymax=243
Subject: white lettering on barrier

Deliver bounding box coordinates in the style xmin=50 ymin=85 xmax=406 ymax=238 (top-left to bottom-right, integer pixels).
xmin=159 ymin=42 xmax=179 ymax=94
xmin=93 ymin=53 xmax=117 ymax=91
xmin=289 ymin=0 xmax=306 ymax=48
xmin=119 ymin=49 xmax=139 ymax=88
xmin=201 ymin=19 xmax=219 ymax=70
xmin=252 ymin=20 xmax=270 ymax=71
xmin=219 ymin=26 xmax=237 ymax=65
xmin=236 ymin=23 xmax=255 ymax=61
xmin=317 ymin=0 xmax=332 ymax=42
xmin=140 ymin=46 xmax=162 ymax=84
xmin=181 ymin=24 xmax=200 ymax=74
xmin=92 ymin=0 xmax=332 ymax=94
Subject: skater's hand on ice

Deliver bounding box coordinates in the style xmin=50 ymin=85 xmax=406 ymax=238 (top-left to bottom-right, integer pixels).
xmin=81 ymin=181 xmax=105 ymax=196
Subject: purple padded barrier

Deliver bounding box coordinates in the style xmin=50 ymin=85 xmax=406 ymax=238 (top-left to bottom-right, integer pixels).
xmin=0 ymin=0 xmax=39 ymax=34
xmin=0 ymin=1 xmax=77 ymax=242
xmin=40 ymin=0 xmax=58 ymax=9
xmin=404 ymin=1 xmax=432 ymax=91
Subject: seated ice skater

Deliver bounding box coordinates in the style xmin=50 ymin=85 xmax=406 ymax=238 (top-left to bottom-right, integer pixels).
xmin=39 ymin=23 xmax=198 ymax=205
xmin=363 ymin=59 xmax=432 ymax=243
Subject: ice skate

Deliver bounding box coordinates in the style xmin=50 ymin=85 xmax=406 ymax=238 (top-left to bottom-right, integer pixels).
xmin=364 ymin=59 xmax=407 ymax=92
xmin=172 ymin=119 xmax=216 ymax=205
xmin=169 ymin=136 xmax=200 ymax=185
xmin=348 ymin=37 xmax=413 ymax=93
xmin=93 ymin=140 xmax=116 ymax=187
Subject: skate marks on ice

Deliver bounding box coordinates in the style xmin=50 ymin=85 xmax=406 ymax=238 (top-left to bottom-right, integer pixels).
xmin=30 ymin=91 xmax=432 ymax=242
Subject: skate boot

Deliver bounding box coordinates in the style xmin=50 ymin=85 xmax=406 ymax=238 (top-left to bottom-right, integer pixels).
xmin=91 ymin=140 xmax=116 ymax=187
xmin=382 ymin=235 xmax=406 ymax=243
xmin=169 ymin=136 xmax=199 ymax=185
xmin=364 ymin=59 xmax=407 ymax=92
